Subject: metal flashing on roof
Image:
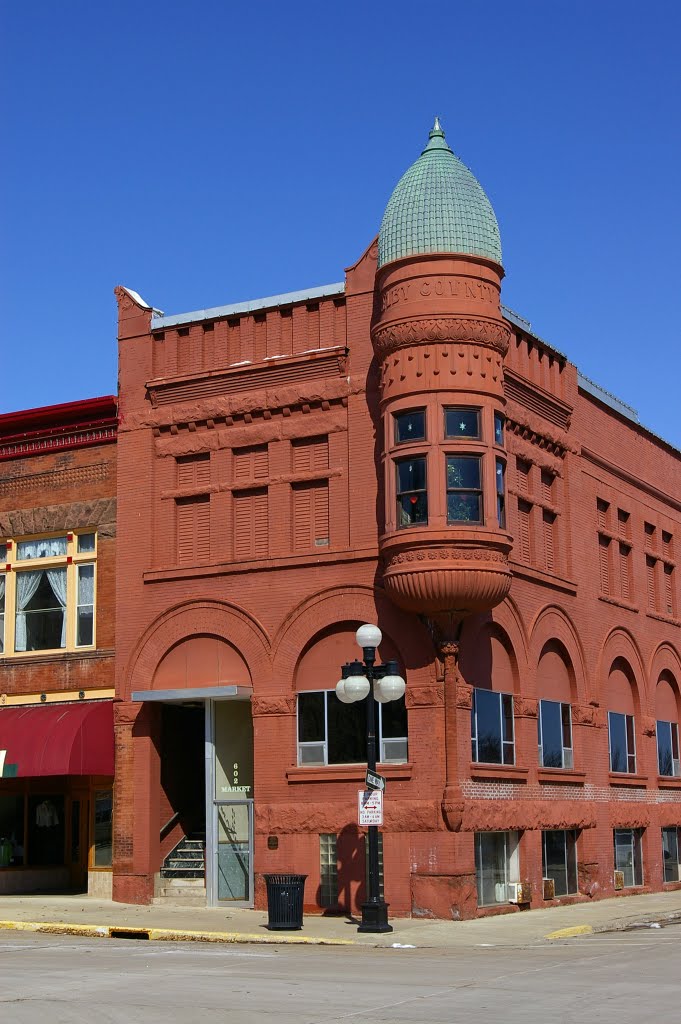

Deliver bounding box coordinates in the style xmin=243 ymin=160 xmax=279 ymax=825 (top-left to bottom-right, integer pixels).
xmin=151 ymin=282 xmax=346 ymax=331
xmin=578 ymin=373 xmax=639 ymax=422
xmin=501 ymin=305 xmax=567 ymax=361
xmin=132 ymin=686 xmax=253 ymax=703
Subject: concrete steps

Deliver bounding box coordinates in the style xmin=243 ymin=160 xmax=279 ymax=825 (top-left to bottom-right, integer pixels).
xmin=156 ymin=833 xmax=207 ymax=905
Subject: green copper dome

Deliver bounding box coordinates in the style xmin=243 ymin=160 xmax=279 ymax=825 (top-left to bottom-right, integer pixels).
xmin=378 ymin=119 xmax=502 ymax=268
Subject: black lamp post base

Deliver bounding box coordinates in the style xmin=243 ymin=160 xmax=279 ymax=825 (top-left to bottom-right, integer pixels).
xmin=358 ymin=899 xmax=393 ymax=933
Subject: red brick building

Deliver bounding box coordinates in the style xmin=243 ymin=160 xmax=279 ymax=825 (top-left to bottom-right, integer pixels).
xmin=0 ymin=398 xmax=117 ymax=895
xmin=110 ymin=121 xmax=681 ymax=918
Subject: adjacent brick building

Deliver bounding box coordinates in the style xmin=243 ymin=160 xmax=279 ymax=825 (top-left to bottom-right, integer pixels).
xmin=0 ymin=398 xmax=116 ymax=895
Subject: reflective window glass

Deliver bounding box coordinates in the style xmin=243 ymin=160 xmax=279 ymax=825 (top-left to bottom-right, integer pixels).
xmin=445 ymin=408 xmax=480 ymax=439
xmin=394 ymin=410 xmax=425 ymax=444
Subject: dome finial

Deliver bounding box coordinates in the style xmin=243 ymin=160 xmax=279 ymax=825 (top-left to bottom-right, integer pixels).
xmin=432 ymin=116 xmax=443 ymax=133
xmin=424 ymin=116 xmax=451 ymax=153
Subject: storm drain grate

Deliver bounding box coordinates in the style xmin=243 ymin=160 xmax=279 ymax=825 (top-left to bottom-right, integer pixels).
xmin=109 ymin=928 xmax=150 ymax=940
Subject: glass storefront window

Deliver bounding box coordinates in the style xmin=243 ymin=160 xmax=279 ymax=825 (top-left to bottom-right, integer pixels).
xmin=0 ymin=795 xmax=25 ymax=866
xmin=93 ymin=790 xmax=113 ymax=867
xmin=27 ymin=794 xmax=65 ymax=866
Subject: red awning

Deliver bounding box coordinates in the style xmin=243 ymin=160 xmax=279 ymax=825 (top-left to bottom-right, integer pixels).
xmin=0 ymin=701 xmax=114 ymax=778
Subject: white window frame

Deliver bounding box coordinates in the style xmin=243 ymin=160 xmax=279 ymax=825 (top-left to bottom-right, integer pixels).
xmin=614 ymin=828 xmax=644 ymax=887
xmin=296 ymin=690 xmax=408 ymax=767
xmin=471 ymin=689 xmax=515 ymax=765
xmin=0 ymin=532 xmax=97 ymax=656
xmin=608 ymin=711 xmax=637 ymax=773
xmin=475 ymin=830 xmax=520 ymax=906
xmin=656 ymin=720 xmax=681 ymax=777
xmin=662 ymin=826 xmax=681 ymax=883
xmin=538 ymin=700 xmax=574 ymax=769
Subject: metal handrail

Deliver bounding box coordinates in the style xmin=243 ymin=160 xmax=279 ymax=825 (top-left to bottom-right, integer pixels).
xmin=160 ymin=810 xmax=180 ymax=837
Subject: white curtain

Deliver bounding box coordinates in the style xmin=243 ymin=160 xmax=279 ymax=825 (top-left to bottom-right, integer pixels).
xmin=46 ymin=568 xmax=67 ymax=647
xmin=16 ymin=537 xmax=67 ymax=560
xmin=78 ymin=565 xmax=95 ymax=605
xmin=15 ymin=570 xmax=42 ymax=652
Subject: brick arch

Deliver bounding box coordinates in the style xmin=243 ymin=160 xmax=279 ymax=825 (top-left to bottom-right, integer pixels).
xmin=123 ymin=600 xmax=272 ymax=700
xmin=459 ymin=619 xmax=523 ymax=696
xmin=272 ymin=585 xmax=434 ymax=691
xmin=648 ymin=642 xmax=681 ymax=717
xmin=528 ymin=605 xmax=588 ymax=705
xmin=597 ymin=628 xmax=646 ymax=717
xmin=459 ymin=596 xmax=528 ymax=695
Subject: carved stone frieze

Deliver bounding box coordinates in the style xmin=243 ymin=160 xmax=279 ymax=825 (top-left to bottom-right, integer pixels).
xmin=251 ymin=695 xmax=296 ymax=717
xmin=513 ymin=696 xmax=538 ymax=718
xmin=405 ymin=685 xmax=444 ymax=708
xmin=385 ymin=546 xmax=509 ymax=568
xmin=455 ymin=685 xmax=473 ymax=710
xmin=0 ymin=497 xmax=117 ymax=538
xmin=372 ymin=316 xmax=510 ymax=358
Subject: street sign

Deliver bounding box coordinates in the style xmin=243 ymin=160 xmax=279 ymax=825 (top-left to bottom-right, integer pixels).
xmin=365 ymin=769 xmax=385 ymax=792
xmin=358 ymin=789 xmax=383 ymax=826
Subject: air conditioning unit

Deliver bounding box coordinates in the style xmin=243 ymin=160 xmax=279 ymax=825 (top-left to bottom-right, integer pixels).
xmin=543 ymin=877 xmax=556 ymax=900
xmin=613 ymin=870 xmax=625 ymax=890
xmin=508 ymin=881 xmax=531 ymax=904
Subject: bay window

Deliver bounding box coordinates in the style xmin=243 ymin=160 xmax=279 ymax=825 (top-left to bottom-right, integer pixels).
xmin=446 ymin=456 xmax=482 ymax=524
xmin=0 ymin=533 xmax=96 ymax=655
xmin=396 ymin=457 xmax=427 ymax=528
xmin=471 ymin=688 xmax=515 ymax=765
xmin=445 ymin=408 xmax=480 ymax=440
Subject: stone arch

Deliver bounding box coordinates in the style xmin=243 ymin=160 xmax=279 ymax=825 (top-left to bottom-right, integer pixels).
xmin=606 ymin=656 xmax=639 ymax=718
xmin=124 ymin=599 xmax=272 ymax=700
xmin=272 ymin=585 xmax=435 ymax=692
xmin=597 ymin=627 xmax=646 ymax=713
xmin=529 ymin=605 xmax=588 ymax=705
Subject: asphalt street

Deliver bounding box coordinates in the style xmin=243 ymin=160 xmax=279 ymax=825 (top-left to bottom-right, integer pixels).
xmin=0 ymin=927 xmax=679 ymax=1023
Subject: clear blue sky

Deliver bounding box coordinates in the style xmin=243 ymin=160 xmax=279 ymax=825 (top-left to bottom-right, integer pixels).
xmin=2 ymin=1 xmax=680 ymax=449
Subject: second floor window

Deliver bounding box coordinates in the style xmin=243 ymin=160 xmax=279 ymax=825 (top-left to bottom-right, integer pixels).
xmin=447 ymin=456 xmax=482 ymax=524
xmin=396 ymin=457 xmax=427 ymax=528
xmin=608 ymin=711 xmax=636 ymax=773
xmin=471 ymin=688 xmax=514 ymax=765
xmin=657 ymin=720 xmax=680 ymax=777
xmin=538 ymin=700 xmax=573 ymax=769
xmin=0 ymin=533 xmax=96 ymax=656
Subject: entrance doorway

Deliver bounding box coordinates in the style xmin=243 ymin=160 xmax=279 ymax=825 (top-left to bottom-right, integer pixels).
xmin=208 ymin=700 xmax=254 ymax=906
xmin=160 ymin=705 xmax=206 ymax=875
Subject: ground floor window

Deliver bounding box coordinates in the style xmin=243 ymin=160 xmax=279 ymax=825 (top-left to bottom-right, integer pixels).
xmin=319 ymin=833 xmax=338 ymax=908
xmin=662 ymin=827 xmax=681 ymax=883
xmin=542 ymin=829 xmax=578 ymax=896
xmin=475 ymin=830 xmax=519 ymax=906
xmin=297 ymin=690 xmax=408 ymax=766
xmin=614 ymin=828 xmax=644 ymax=887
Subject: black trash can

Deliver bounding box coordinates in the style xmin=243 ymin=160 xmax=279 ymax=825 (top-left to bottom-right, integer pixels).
xmin=264 ymin=873 xmax=307 ymax=930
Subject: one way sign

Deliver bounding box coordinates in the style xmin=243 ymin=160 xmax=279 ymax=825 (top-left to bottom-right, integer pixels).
xmin=365 ymin=769 xmax=385 ymax=791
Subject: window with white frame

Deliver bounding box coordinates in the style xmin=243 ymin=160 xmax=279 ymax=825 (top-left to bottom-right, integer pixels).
xmin=319 ymin=833 xmax=338 ymax=907
xmin=657 ymin=720 xmax=680 ymax=777
xmin=538 ymin=700 xmax=573 ymax=769
xmin=542 ymin=829 xmax=578 ymax=896
xmin=662 ymin=827 xmax=681 ymax=883
xmin=613 ymin=828 xmax=643 ymax=887
xmin=608 ymin=711 xmax=636 ymax=773
xmin=471 ymin=688 xmax=514 ymax=765
xmin=0 ymin=533 xmax=96 ymax=655
xmin=475 ymin=831 xmax=519 ymax=906
xmin=297 ymin=691 xmax=407 ymax=766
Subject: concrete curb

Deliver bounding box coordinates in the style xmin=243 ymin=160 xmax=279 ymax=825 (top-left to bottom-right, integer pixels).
xmin=545 ymin=909 xmax=681 ymax=940
xmin=0 ymin=920 xmax=356 ymax=946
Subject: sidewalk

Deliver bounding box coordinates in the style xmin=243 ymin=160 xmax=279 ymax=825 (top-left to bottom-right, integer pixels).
xmin=1 ymin=889 xmax=680 ymax=947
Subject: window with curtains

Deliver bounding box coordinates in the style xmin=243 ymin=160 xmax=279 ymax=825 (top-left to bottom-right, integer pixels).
xmin=0 ymin=532 xmax=96 ymax=655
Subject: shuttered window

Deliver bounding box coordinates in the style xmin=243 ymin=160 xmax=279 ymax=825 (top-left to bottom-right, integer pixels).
xmin=517 ymin=460 xmax=531 ymax=494
xmin=542 ymin=511 xmax=555 ymax=572
xmin=597 ymin=499 xmax=609 ymax=530
xmin=177 ymin=453 xmax=210 ymax=488
xmin=176 ymin=495 xmax=210 ymax=564
xmin=598 ymin=535 xmax=611 ymax=595
xmin=664 ymin=565 xmax=675 ymax=617
xmin=646 ymin=555 xmax=657 ymax=610
xmin=292 ymin=481 xmax=329 ymax=551
xmin=234 ymin=444 xmax=268 ymax=481
xmin=234 ymin=489 xmax=268 ymax=560
xmin=619 ymin=544 xmax=631 ymax=601
xmin=517 ymin=500 xmax=532 ymax=563
xmin=292 ymin=436 xmax=329 ymax=473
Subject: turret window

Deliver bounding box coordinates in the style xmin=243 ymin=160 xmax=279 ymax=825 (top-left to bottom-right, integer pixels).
xmin=394 ymin=409 xmax=426 ymax=444
xmin=446 ymin=456 xmax=482 ymax=524
xmin=494 ymin=413 xmax=505 ymax=446
xmin=496 ymin=459 xmax=506 ymax=528
xmin=444 ymin=408 xmax=480 ymax=440
xmin=396 ymin=457 xmax=428 ymax=528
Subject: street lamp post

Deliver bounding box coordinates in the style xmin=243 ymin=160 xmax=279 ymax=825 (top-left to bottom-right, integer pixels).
xmin=336 ymin=624 xmax=406 ymax=934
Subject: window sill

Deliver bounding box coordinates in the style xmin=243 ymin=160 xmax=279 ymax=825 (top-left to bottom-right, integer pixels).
xmin=598 ymin=595 xmax=639 ymax=614
xmin=286 ymin=763 xmax=413 ymax=784
xmin=469 ymin=763 xmax=528 ymax=782
xmin=608 ymin=772 xmax=648 ymax=787
xmin=657 ymin=775 xmax=681 ymax=789
xmin=0 ymin=648 xmax=112 ymax=666
xmin=537 ymin=768 xmax=586 ymax=785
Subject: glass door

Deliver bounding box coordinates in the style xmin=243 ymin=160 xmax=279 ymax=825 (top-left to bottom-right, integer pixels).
xmin=216 ymin=800 xmax=253 ymax=902
xmin=207 ymin=699 xmax=254 ymax=906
